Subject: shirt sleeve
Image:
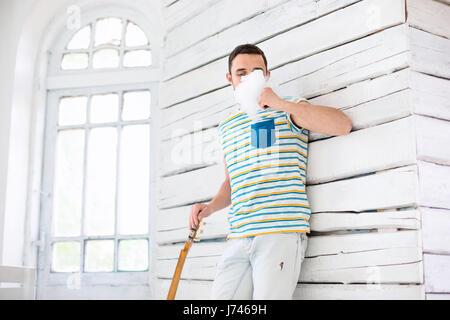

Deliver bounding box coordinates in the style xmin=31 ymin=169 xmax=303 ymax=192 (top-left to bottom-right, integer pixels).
xmin=281 ymin=95 xmax=309 ymax=132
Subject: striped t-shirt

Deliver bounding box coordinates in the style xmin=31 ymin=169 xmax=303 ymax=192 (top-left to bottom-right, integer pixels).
xmin=218 ymin=95 xmax=311 ymax=239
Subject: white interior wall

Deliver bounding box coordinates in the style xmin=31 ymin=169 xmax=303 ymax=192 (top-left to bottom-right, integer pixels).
xmin=0 ymin=0 xmax=36 ymax=266
xmin=0 ymin=0 xmax=164 ymax=273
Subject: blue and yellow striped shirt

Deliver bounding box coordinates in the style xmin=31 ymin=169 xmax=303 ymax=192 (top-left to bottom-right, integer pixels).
xmin=218 ymin=96 xmax=311 ymax=239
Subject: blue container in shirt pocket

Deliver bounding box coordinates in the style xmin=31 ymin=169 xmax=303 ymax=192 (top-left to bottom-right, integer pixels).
xmin=250 ymin=118 xmax=276 ymax=148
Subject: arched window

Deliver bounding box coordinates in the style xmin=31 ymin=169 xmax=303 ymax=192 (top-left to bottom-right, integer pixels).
xmin=60 ymin=17 xmax=152 ymax=71
xmin=38 ymin=6 xmax=159 ymax=298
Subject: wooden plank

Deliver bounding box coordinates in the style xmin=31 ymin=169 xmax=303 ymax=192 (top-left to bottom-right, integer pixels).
xmin=159 ymin=230 xmax=422 ymax=261
xmin=410 ymin=75 xmax=450 ymax=122
xmin=426 ymin=293 xmax=450 ymax=300
xmin=159 ymin=163 xmax=224 ymax=208
xmin=343 ymin=88 xmax=412 ymax=132
xmin=310 ymin=209 xmax=420 ymax=232
xmin=157 ymin=280 xmax=425 ymax=300
xmin=424 ymin=254 xmax=450 ymax=293
xmin=156 ymin=205 xmax=420 ymax=244
xmin=409 ymin=69 xmax=450 ymax=101
xmin=277 ymin=29 xmax=410 ymax=101
xmin=160 ymin=162 xmax=419 ymax=211
xmin=157 ymin=205 xmax=223 ymax=232
xmin=160 ymin=126 xmax=221 ymax=176
xmin=164 ymin=0 xmax=359 ymax=79
xmin=409 ymin=26 xmax=450 ymax=79
xmin=158 ymin=279 xmax=211 ymax=300
xmin=164 ymin=0 xmax=287 ymax=58
xmin=414 ymin=115 xmax=450 ymax=165
xmin=162 ymin=0 xmax=222 ymax=34
xmin=306 ymin=230 xmax=421 ymax=257
xmin=157 ymin=240 xmax=225 ymax=260
xmin=162 ymin=0 xmax=179 ymax=8
xmin=307 ymin=116 xmax=417 ymax=184
xmin=156 ymin=206 xmax=229 ymax=244
xmin=157 ymin=256 xmax=217 ymax=280
xmin=294 ymin=283 xmax=424 ymax=300
xmin=417 ymin=160 xmax=450 ymax=210
xmin=300 ymin=249 xmax=422 ymax=283
xmin=406 ymin=0 xmax=450 ymax=39
xmin=160 ymin=0 xmax=406 ymax=108
xmin=157 ymin=230 xmax=423 ymax=283
xmin=160 ymin=85 xmax=232 ymax=129
xmin=157 ymin=253 xmax=422 ymax=284
xmin=158 ymin=230 xmax=421 ymax=259
xmin=308 ymin=164 xmax=418 ymax=213
xmin=421 ymin=207 xmax=450 ymax=255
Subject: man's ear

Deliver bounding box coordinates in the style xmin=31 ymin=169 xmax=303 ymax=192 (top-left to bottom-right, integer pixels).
xmin=226 ymin=73 xmax=232 ymax=82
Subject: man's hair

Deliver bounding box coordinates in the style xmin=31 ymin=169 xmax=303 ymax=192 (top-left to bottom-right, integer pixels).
xmin=228 ymin=43 xmax=268 ymax=75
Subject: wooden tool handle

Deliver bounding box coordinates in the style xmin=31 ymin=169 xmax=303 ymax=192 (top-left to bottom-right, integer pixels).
xmin=166 ymin=222 xmax=203 ymax=300
xmin=166 ymin=248 xmax=188 ymax=300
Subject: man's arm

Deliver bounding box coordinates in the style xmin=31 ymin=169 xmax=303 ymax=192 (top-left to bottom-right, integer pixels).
xmin=207 ymin=165 xmax=231 ymax=213
xmin=189 ymin=160 xmax=231 ymax=229
xmin=281 ymin=99 xmax=352 ymax=136
xmin=258 ymin=88 xmax=352 ymax=136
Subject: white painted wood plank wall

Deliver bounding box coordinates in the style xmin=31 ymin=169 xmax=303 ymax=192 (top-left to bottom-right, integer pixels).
xmin=157 ymin=0 xmax=450 ymax=300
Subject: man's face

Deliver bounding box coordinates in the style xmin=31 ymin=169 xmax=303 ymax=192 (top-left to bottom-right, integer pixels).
xmin=227 ymin=54 xmax=270 ymax=89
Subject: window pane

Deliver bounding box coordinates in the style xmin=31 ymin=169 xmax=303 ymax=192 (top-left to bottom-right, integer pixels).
xmin=122 ymin=91 xmax=151 ymax=121
xmin=67 ymin=25 xmax=91 ymax=50
xmin=53 ymin=130 xmax=84 ymax=237
xmin=123 ymin=50 xmax=152 ymax=67
xmin=118 ymin=239 xmax=148 ymax=271
xmin=92 ymin=48 xmax=119 ymax=69
xmin=118 ymin=125 xmax=149 ymax=235
xmin=84 ymin=240 xmax=114 ymax=272
xmin=61 ymin=53 xmax=88 ymax=70
xmin=90 ymin=93 xmax=118 ymax=123
xmin=95 ymin=17 xmax=122 ymax=46
xmin=125 ymin=22 xmax=148 ymax=47
xmin=85 ymin=127 xmax=117 ymax=236
xmin=58 ymin=96 xmax=87 ymax=126
xmin=51 ymin=241 xmax=80 ymax=272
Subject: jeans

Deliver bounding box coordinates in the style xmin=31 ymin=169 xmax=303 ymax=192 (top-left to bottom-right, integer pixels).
xmin=210 ymin=232 xmax=308 ymax=300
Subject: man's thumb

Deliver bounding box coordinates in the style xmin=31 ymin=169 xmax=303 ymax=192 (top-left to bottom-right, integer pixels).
xmin=198 ymin=206 xmax=208 ymax=220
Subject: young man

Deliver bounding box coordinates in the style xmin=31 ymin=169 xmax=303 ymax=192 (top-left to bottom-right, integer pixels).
xmin=189 ymin=44 xmax=352 ymax=299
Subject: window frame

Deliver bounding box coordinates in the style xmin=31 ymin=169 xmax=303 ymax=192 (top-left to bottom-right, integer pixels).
xmin=48 ymin=7 xmax=157 ymax=76
xmin=37 ymin=6 xmax=159 ymax=288
xmin=39 ymin=82 xmax=157 ymax=287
